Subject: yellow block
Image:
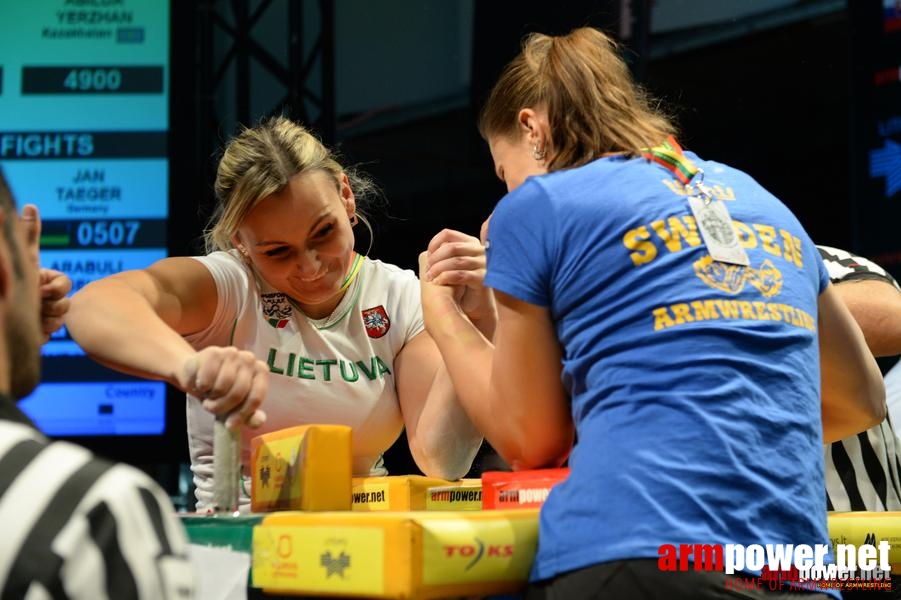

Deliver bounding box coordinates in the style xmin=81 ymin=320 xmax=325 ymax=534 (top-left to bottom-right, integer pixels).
xmin=828 ymin=511 xmax=901 ymax=572
xmin=250 ymin=425 xmax=352 ymax=512
xmin=252 ymin=509 xmax=539 ymax=599
xmin=351 ymin=475 xmax=482 ymax=512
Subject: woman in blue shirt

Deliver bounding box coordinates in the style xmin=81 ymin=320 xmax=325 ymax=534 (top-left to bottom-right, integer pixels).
xmin=421 ymin=26 xmax=884 ymax=599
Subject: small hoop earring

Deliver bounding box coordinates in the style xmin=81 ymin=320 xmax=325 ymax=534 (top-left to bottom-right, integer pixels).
xmin=350 ymin=214 xmax=359 ymax=226
xmin=532 ymin=145 xmax=547 ymax=161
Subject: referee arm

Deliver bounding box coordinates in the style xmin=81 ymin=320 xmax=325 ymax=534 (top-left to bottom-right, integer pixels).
xmin=831 ymin=278 xmax=901 ymax=357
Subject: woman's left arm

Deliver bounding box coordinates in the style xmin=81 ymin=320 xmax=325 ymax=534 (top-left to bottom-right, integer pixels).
xmin=394 ymin=330 xmax=484 ymax=480
xmin=410 ymin=221 xmax=574 ymax=474
xmin=392 ymin=229 xmax=500 ymax=480
xmin=419 ymin=269 xmax=575 ymax=471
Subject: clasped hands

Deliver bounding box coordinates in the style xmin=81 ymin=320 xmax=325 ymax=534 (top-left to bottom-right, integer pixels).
xmin=419 ymin=225 xmax=496 ymax=336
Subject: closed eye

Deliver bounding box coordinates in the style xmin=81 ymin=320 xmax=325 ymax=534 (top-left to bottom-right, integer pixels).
xmin=263 ymin=247 xmax=289 ymax=257
xmin=312 ymin=223 xmax=334 ymax=239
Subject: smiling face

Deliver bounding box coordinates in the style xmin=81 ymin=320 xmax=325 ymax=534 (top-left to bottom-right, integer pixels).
xmin=235 ymin=170 xmax=356 ymax=319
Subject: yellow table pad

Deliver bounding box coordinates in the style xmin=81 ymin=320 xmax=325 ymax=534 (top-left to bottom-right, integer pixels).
xmin=252 ymin=509 xmax=539 ymax=598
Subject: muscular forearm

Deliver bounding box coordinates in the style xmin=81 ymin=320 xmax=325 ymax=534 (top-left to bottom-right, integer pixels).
xmin=428 ymin=301 xmax=491 ymax=399
xmin=833 ymin=280 xmax=901 ymax=357
xmin=424 ymin=300 xmax=535 ymax=466
xmin=68 ymin=268 xmax=268 ymax=429
xmin=66 ymin=279 xmax=196 ymax=386
xmin=469 ymin=309 xmax=497 ymax=342
xmin=408 ymin=364 xmax=483 ymax=480
xmin=819 ymin=284 xmax=887 ymax=442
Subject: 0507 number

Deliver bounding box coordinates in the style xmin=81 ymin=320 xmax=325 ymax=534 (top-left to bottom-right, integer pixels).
xmin=76 ymin=221 xmax=140 ymax=246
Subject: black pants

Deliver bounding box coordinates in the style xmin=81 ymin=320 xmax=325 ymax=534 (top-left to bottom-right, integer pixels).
xmin=524 ymin=559 xmax=835 ymax=600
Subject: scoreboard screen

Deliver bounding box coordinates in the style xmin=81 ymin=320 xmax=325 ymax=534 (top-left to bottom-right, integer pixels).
xmin=0 ymin=0 xmax=170 ymax=436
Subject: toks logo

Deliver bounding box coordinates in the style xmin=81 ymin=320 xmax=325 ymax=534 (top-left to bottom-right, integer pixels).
xmin=444 ymin=539 xmax=514 ymax=571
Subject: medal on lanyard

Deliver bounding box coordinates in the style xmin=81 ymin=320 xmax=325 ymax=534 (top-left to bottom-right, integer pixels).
xmin=642 ymin=139 xmax=750 ymax=267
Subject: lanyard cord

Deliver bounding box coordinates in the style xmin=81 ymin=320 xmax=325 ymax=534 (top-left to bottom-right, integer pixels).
xmin=640 ymin=136 xmax=715 ymax=203
xmin=338 ymin=252 xmax=363 ymax=293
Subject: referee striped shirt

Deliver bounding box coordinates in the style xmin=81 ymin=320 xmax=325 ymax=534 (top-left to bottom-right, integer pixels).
xmin=818 ymin=245 xmax=901 ymax=512
xmin=0 ymin=412 xmax=194 ymax=599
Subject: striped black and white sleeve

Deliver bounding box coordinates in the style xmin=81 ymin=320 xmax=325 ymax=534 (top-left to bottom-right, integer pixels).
xmin=818 ymin=245 xmax=901 ymax=513
xmin=817 ymin=245 xmax=901 ymax=290
xmin=0 ymin=421 xmax=195 ymax=599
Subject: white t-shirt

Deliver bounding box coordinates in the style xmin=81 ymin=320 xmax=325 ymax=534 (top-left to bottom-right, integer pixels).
xmin=185 ymin=251 xmax=424 ymax=510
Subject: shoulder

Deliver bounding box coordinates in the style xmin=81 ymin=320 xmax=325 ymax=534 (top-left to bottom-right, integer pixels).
xmin=190 ymin=249 xmax=245 ymax=272
xmin=0 ymin=430 xmax=194 ymax=598
xmin=190 ymin=250 xmax=252 ymax=291
xmin=684 ymin=152 xmax=772 ymax=193
xmin=498 ymin=157 xmax=626 ymax=216
xmin=817 ymin=245 xmax=898 ymax=288
xmin=0 ymin=428 xmax=170 ymax=515
xmin=362 ymin=257 xmax=418 ymax=287
xmin=0 ymin=423 xmax=177 ymax=527
xmin=0 ymin=419 xmax=59 ymax=464
xmin=0 ymin=417 xmax=43 ymax=439
xmin=493 ymin=177 xmax=554 ymax=222
xmin=359 ymin=258 xmax=422 ymax=332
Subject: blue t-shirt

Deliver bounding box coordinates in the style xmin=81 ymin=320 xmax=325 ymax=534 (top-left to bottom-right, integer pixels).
xmin=485 ymin=152 xmax=833 ymax=590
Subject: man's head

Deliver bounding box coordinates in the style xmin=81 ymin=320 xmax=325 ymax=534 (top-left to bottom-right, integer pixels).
xmin=0 ymin=169 xmax=42 ymax=398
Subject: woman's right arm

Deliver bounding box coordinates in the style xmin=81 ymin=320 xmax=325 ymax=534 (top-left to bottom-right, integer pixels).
xmin=65 ymin=257 xmax=268 ymax=428
xmin=66 ymin=257 xmax=215 ymax=384
xmin=818 ymin=282 xmax=886 ymax=443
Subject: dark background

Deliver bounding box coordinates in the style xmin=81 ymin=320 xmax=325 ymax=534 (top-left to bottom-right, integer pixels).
xmin=87 ymin=0 xmax=901 ymax=497
xmin=169 ymin=1 xmax=872 ymax=271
